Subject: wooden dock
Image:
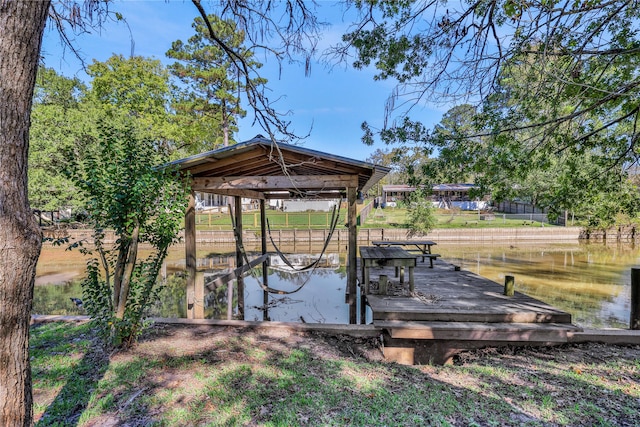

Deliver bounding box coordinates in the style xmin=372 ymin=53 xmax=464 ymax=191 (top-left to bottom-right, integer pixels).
xmin=360 ymin=254 xmax=582 ymax=364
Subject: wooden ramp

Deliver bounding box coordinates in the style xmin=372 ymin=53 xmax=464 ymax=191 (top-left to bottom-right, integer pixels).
xmin=361 ymin=256 xmax=581 ymax=364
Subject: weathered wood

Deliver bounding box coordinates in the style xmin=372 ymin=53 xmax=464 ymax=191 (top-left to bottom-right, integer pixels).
xmin=376 ymin=320 xmax=580 ymax=341
xmin=194 ymin=272 xmax=205 ymax=319
xmin=204 ymin=254 xmax=269 ymax=292
xmin=260 ymin=199 xmax=269 ymax=321
xmin=185 ymin=192 xmax=197 ymax=319
xmin=372 ymin=240 xmax=437 ymax=263
xmin=360 ymin=246 xmax=417 ymax=293
xmin=364 ymin=259 xmax=574 ymax=324
xmin=234 ymin=196 xmax=244 ymax=318
xmin=424 ymin=254 xmax=441 ymax=268
xmin=379 ymin=275 xmax=389 ymax=295
xmin=194 ymin=187 xmax=265 ymax=199
xmin=631 ymin=268 xmax=640 ymax=329
xmin=348 ymin=187 xmax=358 ymax=324
xmin=192 ymin=175 xmax=359 ymax=191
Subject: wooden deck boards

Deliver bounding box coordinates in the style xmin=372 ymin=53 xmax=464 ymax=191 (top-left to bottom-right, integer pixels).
xmin=362 ymin=256 xmax=575 ymax=326
xmin=359 ymin=255 xmax=580 ymax=363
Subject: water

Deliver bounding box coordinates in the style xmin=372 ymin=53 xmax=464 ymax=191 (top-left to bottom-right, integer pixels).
xmin=441 ymin=242 xmax=637 ymax=329
xmin=33 ymin=241 xmax=638 ymax=328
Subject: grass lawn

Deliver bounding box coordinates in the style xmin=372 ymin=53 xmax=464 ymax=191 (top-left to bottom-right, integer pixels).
xmin=31 ymin=322 xmax=640 ymax=426
xmin=196 ymin=207 xmax=552 ymax=230
xmin=363 ymin=208 xmax=550 ymax=229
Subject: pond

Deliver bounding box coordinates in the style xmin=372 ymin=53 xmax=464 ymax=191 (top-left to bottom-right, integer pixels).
xmin=33 ymin=241 xmax=638 ymax=328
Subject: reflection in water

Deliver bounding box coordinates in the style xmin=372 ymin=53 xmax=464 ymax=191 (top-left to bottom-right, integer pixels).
xmin=243 ymin=267 xmax=349 ymax=323
xmin=34 ymin=241 xmax=637 ymax=328
xmin=441 ymin=242 xmax=637 ymax=328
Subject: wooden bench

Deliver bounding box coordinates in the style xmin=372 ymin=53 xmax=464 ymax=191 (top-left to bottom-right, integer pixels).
xmin=360 ymin=246 xmax=417 ymax=293
xmin=424 ymin=253 xmax=441 ymax=268
xmin=371 ymin=240 xmax=438 ymax=265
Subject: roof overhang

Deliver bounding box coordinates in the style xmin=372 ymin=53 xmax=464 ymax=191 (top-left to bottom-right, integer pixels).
xmin=166 ymin=135 xmax=390 ymax=199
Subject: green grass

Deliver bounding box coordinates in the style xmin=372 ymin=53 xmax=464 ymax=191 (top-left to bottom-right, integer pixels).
xmin=195 ymin=207 xmax=552 ymax=230
xmin=363 ymin=208 xmax=551 ymax=229
xmin=31 ymin=322 xmax=640 ymax=426
xmin=195 ymin=210 xmax=347 ymax=230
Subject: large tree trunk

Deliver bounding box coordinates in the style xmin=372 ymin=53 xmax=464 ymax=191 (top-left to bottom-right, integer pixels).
xmin=0 ymin=2 xmax=50 ymax=426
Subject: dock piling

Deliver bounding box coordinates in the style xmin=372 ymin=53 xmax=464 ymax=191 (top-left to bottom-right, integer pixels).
xmin=379 ymin=275 xmax=388 ymax=295
xmin=631 ymin=268 xmax=640 ymax=329
xmin=504 ymin=275 xmax=515 ymax=296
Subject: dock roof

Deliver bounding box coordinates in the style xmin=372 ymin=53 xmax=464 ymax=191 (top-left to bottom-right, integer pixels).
xmin=168 ymin=135 xmax=390 ymax=199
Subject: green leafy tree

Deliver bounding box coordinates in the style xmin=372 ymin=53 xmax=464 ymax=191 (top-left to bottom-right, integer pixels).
xmin=336 ymin=1 xmax=640 ymax=224
xmin=167 ymin=14 xmax=264 ymax=153
xmin=2 ymin=1 xmax=321 ymax=423
xmin=339 ymin=1 xmax=640 ymax=140
xmin=406 ymin=189 xmax=436 ymax=236
xmin=29 ymin=67 xmax=88 ymax=213
xmin=67 ymin=116 xmax=188 ymax=347
xmin=86 ymin=54 xmax=173 ymax=147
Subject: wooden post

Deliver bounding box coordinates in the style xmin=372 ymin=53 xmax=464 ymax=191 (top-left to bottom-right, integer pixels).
xmin=379 ymin=275 xmax=388 ymax=295
xmin=234 ymin=196 xmax=244 ymax=319
xmin=227 ymin=256 xmax=234 ymax=320
xmin=348 ymin=186 xmax=358 ymax=324
xmin=260 ymin=199 xmax=269 ymax=321
xmin=631 ymin=268 xmax=640 ymax=329
xmin=504 ymin=275 xmax=515 ymax=296
xmin=185 ymin=192 xmax=197 ymax=319
xmin=194 ymin=271 xmax=205 ymax=319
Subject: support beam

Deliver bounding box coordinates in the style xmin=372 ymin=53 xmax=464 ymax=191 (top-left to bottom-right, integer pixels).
xmin=260 ymin=199 xmax=269 ymax=321
xmin=190 ymin=187 xmax=265 ymax=200
xmin=347 ymin=186 xmax=358 ymax=324
xmin=185 ymin=192 xmax=197 ymax=319
xmin=234 ymin=196 xmax=245 ymax=319
xmin=204 ymin=254 xmax=269 ymax=292
xmin=194 ymin=272 xmax=205 ymax=319
xmin=193 ymin=175 xmax=359 ymax=191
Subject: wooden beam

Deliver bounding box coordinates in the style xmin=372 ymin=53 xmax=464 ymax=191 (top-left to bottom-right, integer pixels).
xmin=185 ymin=192 xmax=197 ymax=319
xmin=192 ymin=175 xmax=359 ymax=191
xmin=263 ymin=191 xmax=345 ymax=200
xmin=260 ymin=199 xmax=269 ymax=321
xmin=234 ymin=196 xmax=244 ymax=319
xmin=191 ymin=187 xmax=265 ymax=199
xmin=347 ymin=186 xmax=358 ymax=324
xmin=204 ymin=254 xmax=269 ymax=292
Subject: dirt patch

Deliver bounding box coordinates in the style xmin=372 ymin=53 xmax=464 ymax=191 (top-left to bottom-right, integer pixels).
xmin=128 ymin=323 xmax=385 ymax=363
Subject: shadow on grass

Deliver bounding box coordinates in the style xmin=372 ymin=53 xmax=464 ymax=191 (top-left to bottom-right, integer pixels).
xmin=35 ymin=326 xmax=110 ymax=427
xmin=32 ymin=322 xmax=640 ymax=426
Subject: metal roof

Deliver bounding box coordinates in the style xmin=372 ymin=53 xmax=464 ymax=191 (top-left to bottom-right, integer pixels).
xmin=167 ymin=135 xmax=390 ymax=199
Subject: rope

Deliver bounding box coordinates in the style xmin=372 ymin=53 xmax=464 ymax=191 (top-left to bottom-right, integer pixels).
xmin=229 ymin=200 xmax=342 ymax=295
xmin=267 ymin=199 xmax=341 ymax=272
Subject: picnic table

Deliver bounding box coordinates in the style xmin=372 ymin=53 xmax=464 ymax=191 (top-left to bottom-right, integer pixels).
xmin=371 ymin=240 xmax=440 ymax=267
xmin=360 ymin=246 xmax=417 ymax=294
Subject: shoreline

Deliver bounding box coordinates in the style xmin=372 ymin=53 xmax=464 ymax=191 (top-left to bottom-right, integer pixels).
xmin=43 ymin=226 xmax=585 ymax=245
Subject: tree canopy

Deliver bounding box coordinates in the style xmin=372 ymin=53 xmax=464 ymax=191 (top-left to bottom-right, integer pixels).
xmin=338 ymin=0 xmax=640 ymax=226
xmin=166 ymin=14 xmax=263 ymax=151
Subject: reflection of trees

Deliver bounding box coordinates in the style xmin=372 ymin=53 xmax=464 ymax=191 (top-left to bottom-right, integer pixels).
xmin=150 ymin=274 xmax=187 ymax=318
xmin=32 ymin=281 xmax=84 ymax=315
xmin=269 ymin=267 xmax=345 ymax=284
xmin=203 ymin=279 xmax=235 ymax=320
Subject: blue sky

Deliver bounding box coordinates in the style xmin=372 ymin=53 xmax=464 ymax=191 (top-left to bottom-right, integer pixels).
xmin=41 ymin=0 xmax=444 ymax=161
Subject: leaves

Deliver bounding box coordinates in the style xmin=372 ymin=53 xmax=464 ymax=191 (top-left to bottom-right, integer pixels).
xmin=67 ymin=115 xmax=188 ymax=348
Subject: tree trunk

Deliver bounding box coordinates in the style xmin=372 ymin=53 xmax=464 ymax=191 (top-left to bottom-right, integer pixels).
xmin=116 ymin=222 xmax=140 ymax=319
xmin=0 ymin=2 xmax=50 ymax=426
